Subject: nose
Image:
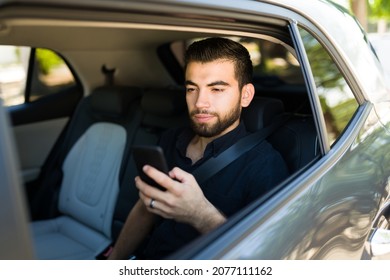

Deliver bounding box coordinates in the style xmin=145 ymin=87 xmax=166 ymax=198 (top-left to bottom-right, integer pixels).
xmin=195 ymin=89 xmax=210 ymax=109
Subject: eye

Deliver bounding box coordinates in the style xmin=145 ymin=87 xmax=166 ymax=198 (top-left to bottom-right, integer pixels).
xmin=211 ymin=87 xmax=224 ymax=93
xmin=186 ymin=87 xmax=196 ymax=93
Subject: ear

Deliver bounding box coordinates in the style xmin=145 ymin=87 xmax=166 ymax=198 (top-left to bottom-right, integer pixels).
xmin=240 ymin=83 xmax=255 ymax=108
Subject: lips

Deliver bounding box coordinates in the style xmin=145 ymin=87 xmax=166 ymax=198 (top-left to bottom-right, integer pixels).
xmin=193 ymin=113 xmax=215 ymax=123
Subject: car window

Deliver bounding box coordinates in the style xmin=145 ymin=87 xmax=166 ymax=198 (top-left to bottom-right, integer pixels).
xmin=0 ymin=46 xmax=29 ymax=106
xmin=0 ymin=46 xmax=76 ymax=106
xmin=299 ymin=28 xmax=359 ymax=146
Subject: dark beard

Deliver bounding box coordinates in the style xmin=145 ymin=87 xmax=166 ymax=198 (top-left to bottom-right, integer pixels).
xmin=189 ymin=104 xmax=241 ymax=138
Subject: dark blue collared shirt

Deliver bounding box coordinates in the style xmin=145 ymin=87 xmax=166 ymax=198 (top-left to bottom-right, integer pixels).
xmin=140 ymin=122 xmax=289 ymax=259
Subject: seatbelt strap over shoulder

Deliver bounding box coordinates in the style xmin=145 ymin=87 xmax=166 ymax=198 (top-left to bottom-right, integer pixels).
xmin=192 ymin=118 xmax=286 ymax=185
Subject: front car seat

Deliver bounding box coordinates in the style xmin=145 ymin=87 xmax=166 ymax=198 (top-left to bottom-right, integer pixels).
xmin=30 ymin=85 xmax=142 ymax=259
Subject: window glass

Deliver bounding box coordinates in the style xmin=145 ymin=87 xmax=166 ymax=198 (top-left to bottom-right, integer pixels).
xmin=30 ymin=48 xmax=76 ymax=102
xmin=243 ymin=38 xmax=303 ymax=85
xmin=299 ymin=28 xmax=359 ymax=146
xmin=0 ymin=46 xmax=76 ymax=106
xmin=0 ymin=46 xmax=29 ymax=106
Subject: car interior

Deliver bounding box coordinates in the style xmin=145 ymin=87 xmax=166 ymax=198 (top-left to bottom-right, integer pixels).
xmin=0 ymin=12 xmax=321 ymax=259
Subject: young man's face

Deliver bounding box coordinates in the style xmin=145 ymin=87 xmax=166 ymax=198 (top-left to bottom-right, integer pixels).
xmin=185 ymin=59 xmax=253 ymax=138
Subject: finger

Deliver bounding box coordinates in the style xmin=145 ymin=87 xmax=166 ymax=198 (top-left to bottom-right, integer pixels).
xmin=147 ymin=207 xmax=173 ymax=219
xmin=138 ymin=191 xmax=168 ymax=210
xmin=149 ymin=198 xmax=156 ymax=209
xmin=138 ymin=191 xmax=151 ymax=206
xmin=136 ymin=176 xmax=164 ymax=199
xmin=136 ymin=176 xmax=176 ymax=205
xmin=169 ymin=167 xmax=196 ymax=184
xmin=143 ymin=165 xmax=177 ymax=192
xmin=139 ymin=194 xmax=174 ymax=219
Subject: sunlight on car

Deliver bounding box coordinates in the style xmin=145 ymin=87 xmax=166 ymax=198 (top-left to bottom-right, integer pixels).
xmin=0 ymin=46 xmax=28 ymax=106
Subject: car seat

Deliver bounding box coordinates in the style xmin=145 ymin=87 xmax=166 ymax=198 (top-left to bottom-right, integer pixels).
xmin=30 ymin=85 xmax=143 ymax=259
xmin=268 ymin=116 xmax=319 ymax=173
xmin=242 ymin=96 xmax=318 ymax=173
xmin=111 ymin=87 xmax=188 ymax=240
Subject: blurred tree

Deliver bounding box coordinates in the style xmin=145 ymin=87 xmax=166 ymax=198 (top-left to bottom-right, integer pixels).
xmin=368 ymin=0 xmax=390 ymax=18
xmin=350 ymin=0 xmax=368 ymax=30
xmin=35 ymin=49 xmax=63 ymax=75
xmin=368 ymin=0 xmax=390 ymax=32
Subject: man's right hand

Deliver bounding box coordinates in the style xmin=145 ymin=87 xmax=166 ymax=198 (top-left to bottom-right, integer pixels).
xmin=136 ymin=165 xmax=226 ymax=234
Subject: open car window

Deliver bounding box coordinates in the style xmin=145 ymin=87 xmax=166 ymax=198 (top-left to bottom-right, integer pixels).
xmin=0 ymin=46 xmax=77 ymax=106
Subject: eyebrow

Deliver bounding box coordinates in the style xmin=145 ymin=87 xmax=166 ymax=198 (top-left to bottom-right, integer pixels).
xmin=185 ymin=80 xmax=197 ymax=86
xmin=185 ymin=80 xmax=230 ymax=87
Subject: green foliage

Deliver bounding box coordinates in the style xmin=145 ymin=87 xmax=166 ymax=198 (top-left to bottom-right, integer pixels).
xmin=368 ymin=0 xmax=390 ymax=19
xmin=300 ymin=29 xmax=345 ymax=90
xmin=35 ymin=48 xmax=63 ymax=75
xmin=330 ymin=98 xmax=358 ymax=132
xmin=14 ymin=47 xmax=21 ymax=63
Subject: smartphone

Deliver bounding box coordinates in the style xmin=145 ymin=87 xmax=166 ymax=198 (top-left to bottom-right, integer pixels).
xmin=132 ymin=145 xmax=169 ymax=191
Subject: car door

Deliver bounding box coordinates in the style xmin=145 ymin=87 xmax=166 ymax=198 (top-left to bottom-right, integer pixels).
xmin=0 ymin=99 xmax=34 ymax=260
xmin=1 ymin=46 xmax=82 ymax=190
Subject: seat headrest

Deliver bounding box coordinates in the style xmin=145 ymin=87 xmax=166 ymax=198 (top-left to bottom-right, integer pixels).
xmin=141 ymin=88 xmax=187 ymax=117
xmin=242 ymin=97 xmax=284 ymax=132
xmin=90 ymin=86 xmax=143 ymax=118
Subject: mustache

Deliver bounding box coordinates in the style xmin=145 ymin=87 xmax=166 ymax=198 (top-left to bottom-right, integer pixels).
xmin=190 ymin=110 xmax=218 ymax=117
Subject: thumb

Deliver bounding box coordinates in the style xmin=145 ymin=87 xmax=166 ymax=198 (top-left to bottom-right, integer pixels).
xmin=169 ymin=167 xmax=195 ymax=184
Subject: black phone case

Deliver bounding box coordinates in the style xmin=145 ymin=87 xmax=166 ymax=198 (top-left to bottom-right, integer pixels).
xmin=132 ymin=145 xmax=169 ymax=191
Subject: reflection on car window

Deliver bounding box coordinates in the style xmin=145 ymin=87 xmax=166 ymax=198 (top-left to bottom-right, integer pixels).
xmin=299 ymin=28 xmax=359 ymax=146
xmin=171 ymin=37 xmax=304 ymax=86
xmin=0 ymin=46 xmax=76 ymax=106
xmin=0 ymin=46 xmax=29 ymax=106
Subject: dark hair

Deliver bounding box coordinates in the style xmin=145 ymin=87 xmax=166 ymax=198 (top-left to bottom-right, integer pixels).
xmin=184 ymin=37 xmax=253 ymax=89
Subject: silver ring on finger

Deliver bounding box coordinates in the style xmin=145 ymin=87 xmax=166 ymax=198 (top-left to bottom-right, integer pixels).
xmin=150 ymin=198 xmax=156 ymax=209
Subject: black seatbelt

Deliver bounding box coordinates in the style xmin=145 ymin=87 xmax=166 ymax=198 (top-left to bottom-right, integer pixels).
xmin=192 ymin=116 xmax=287 ymax=185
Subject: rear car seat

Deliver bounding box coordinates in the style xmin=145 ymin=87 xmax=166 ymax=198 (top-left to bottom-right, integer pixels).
xmin=30 ymin=85 xmax=143 ymax=259
xmin=268 ymin=116 xmax=318 ymax=173
xmin=243 ymin=96 xmax=318 ymax=173
xmin=242 ymin=97 xmax=285 ymax=132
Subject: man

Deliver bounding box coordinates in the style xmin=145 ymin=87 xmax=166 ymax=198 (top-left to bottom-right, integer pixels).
xmin=108 ymin=37 xmax=288 ymax=259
